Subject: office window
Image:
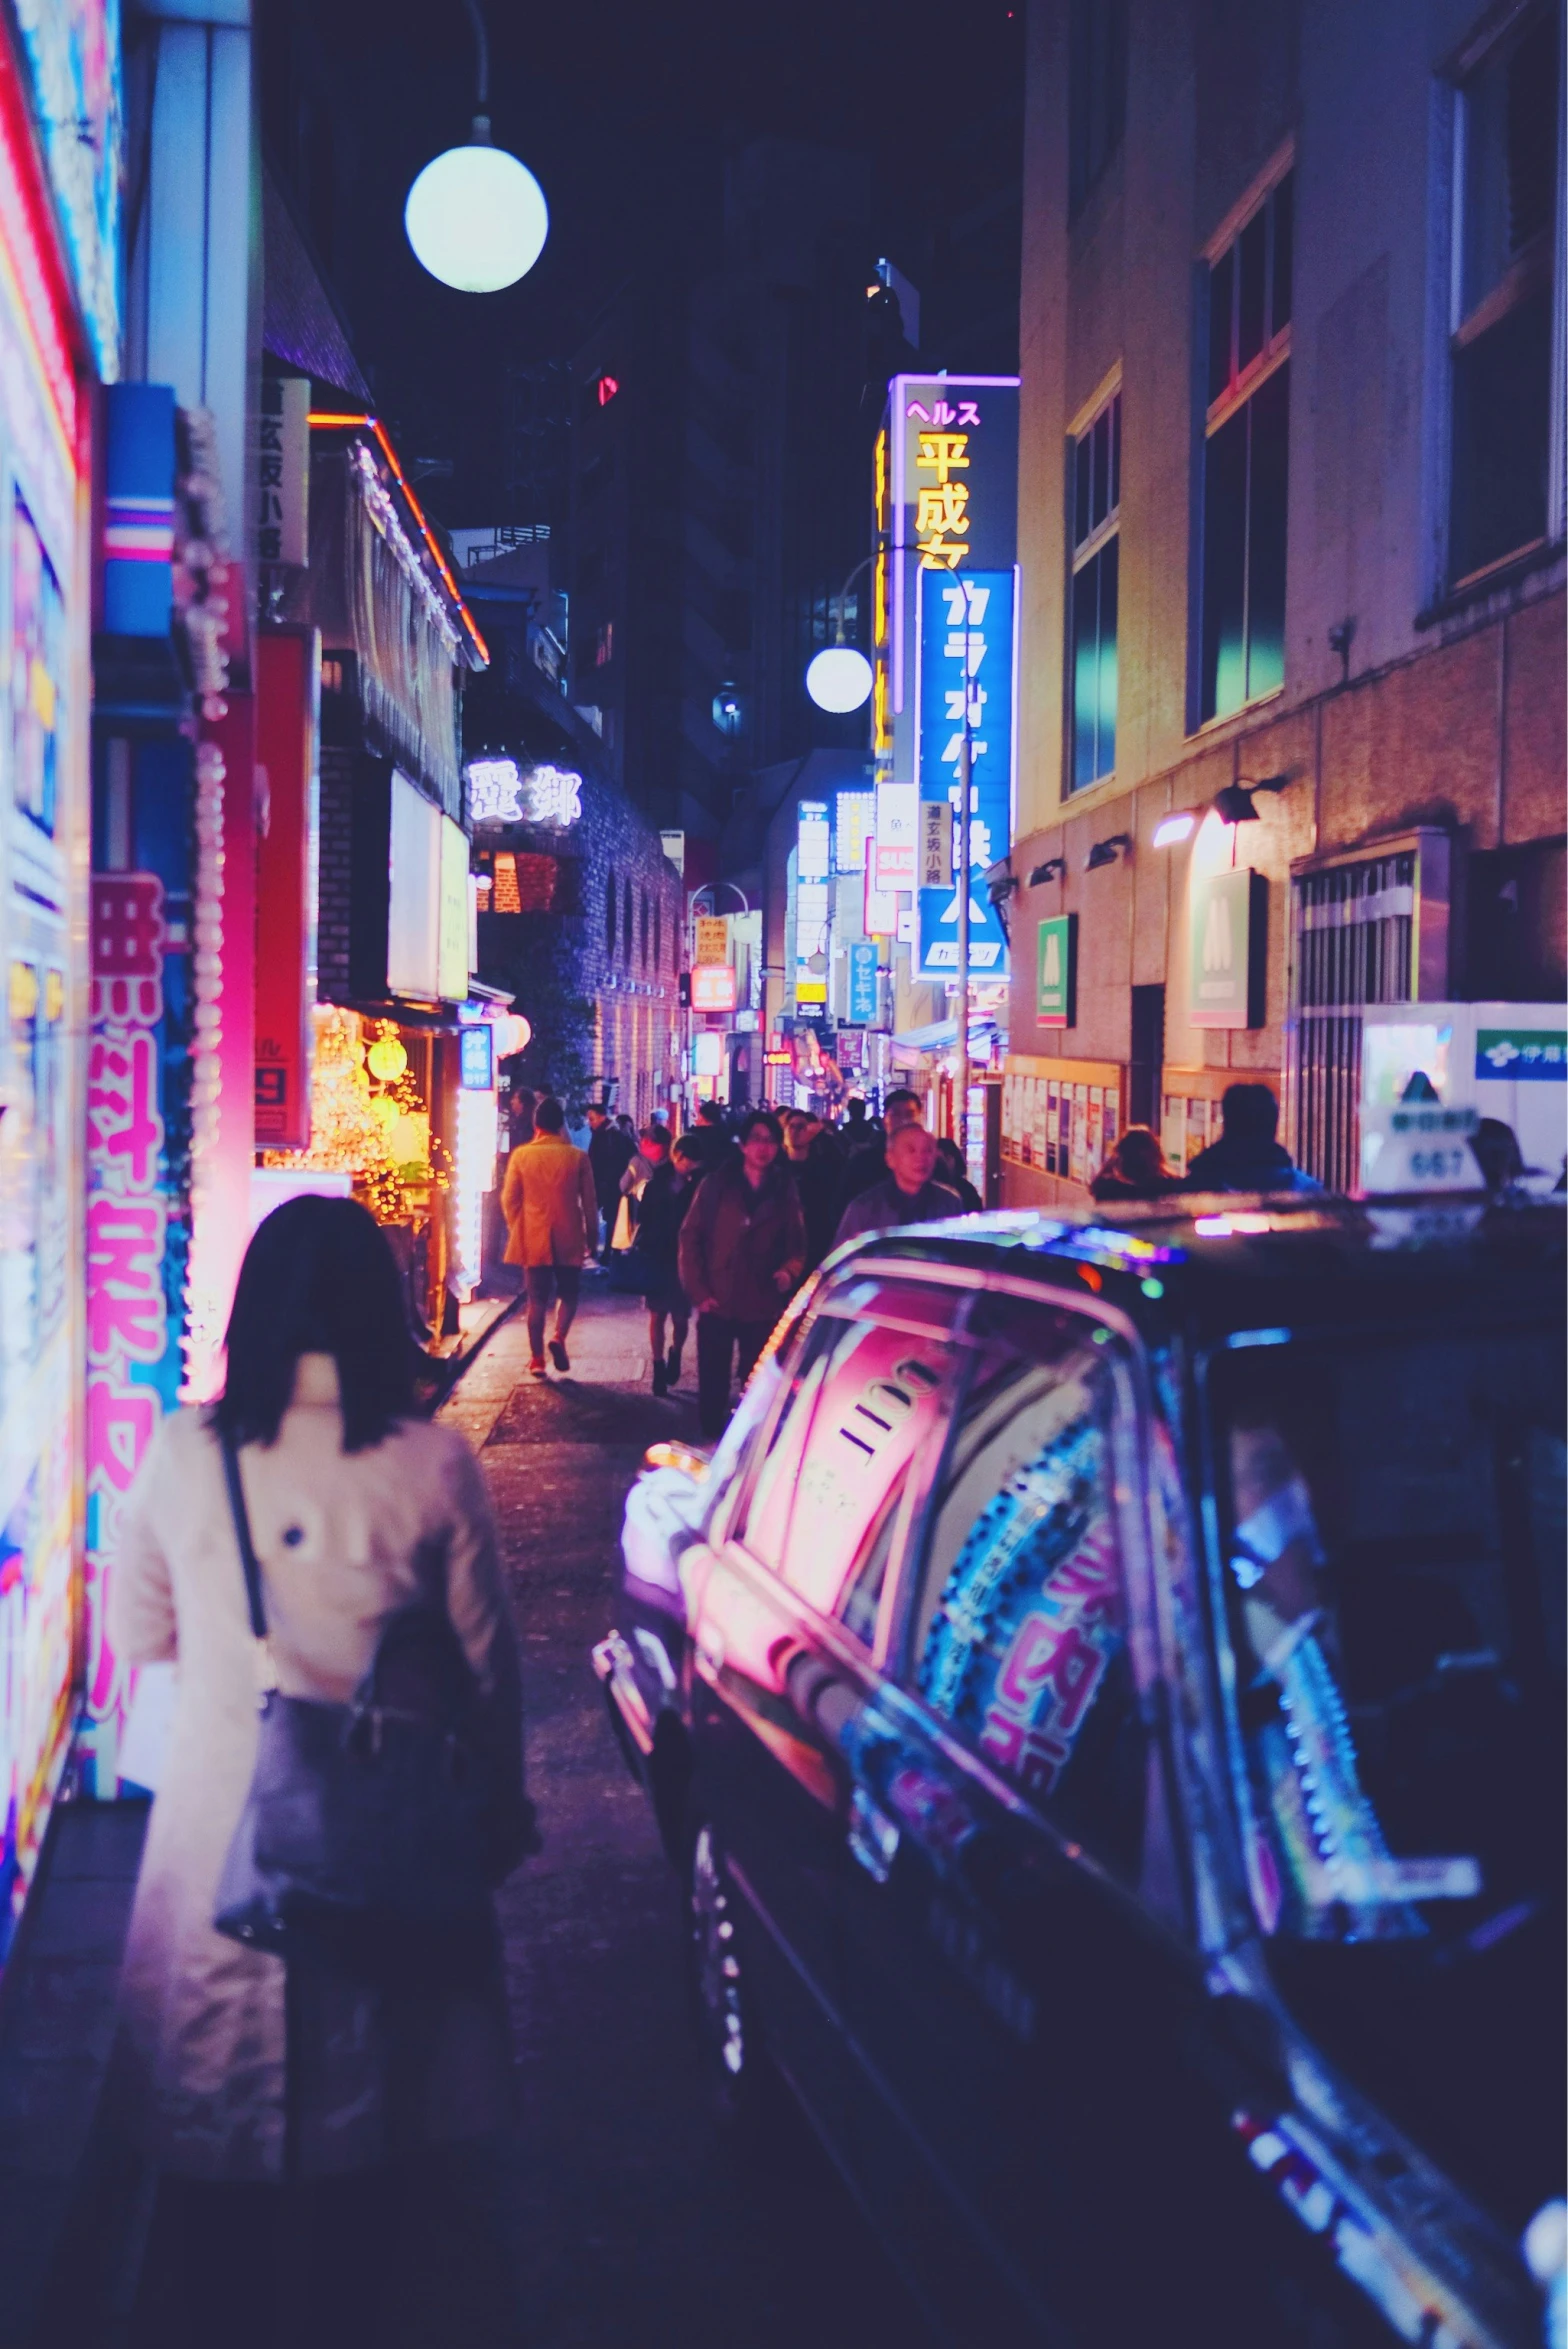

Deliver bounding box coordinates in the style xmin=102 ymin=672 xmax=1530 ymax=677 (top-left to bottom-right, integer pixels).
xmin=1069 ymin=387 xmax=1121 ymax=790
xmin=1199 ymin=171 xmax=1293 ymax=724
xmin=1449 ymin=7 xmax=1561 ymax=584
xmin=1069 ymin=0 xmax=1129 ymax=219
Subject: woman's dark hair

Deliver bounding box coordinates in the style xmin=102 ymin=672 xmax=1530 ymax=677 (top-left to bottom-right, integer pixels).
xmin=640 ymin=1122 xmax=671 ymax=1147
xmin=1113 ymin=1125 xmax=1170 ymax=1187
xmin=738 ymin=1109 xmax=783 ymax=1146
xmin=212 ymin=1196 xmax=419 ymax=1453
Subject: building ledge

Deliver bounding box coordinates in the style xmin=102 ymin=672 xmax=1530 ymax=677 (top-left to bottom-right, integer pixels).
xmin=1415 ymin=538 xmax=1565 ymax=635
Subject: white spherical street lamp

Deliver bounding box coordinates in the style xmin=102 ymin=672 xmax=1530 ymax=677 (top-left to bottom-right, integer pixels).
xmin=805 ymin=643 xmax=873 ymax=714
xmin=405 ymin=2 xmax=548 ymax=294
xmin=406 ymin=138 xmax=548 ymax=292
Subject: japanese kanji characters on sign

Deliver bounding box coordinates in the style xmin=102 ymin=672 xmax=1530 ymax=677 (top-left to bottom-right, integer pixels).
xmin=84 ymin=872 xmax=171 ymax=1784
xmin=916 ymin=569 xmax=1015 ymax=980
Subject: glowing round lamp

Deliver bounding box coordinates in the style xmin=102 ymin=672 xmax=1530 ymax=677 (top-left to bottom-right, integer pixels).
xmin=367 ymin=1033 xmax=409 ymax=1083
xmin=405 ymin=138 xmax=548 ymax=293
xmin=805 ymin=645 xmax=873 ymax=714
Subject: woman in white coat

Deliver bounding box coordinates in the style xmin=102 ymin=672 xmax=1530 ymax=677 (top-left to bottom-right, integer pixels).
xmin=107 ymin=1195 xmax=526 ymax=2346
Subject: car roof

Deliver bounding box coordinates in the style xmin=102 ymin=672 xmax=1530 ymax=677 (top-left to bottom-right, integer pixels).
xmin=828 ymin=1191 xmax=1567 ymax=1349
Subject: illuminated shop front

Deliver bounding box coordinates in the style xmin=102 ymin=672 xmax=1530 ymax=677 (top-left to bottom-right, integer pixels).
xmin=0 ymin=0 xmax=118 ymax=1954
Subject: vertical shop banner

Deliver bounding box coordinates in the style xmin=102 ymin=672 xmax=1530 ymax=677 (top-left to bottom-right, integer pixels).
xmin=82 ymin=874 xmax=183 ymax=1791
xmin=255 ymin=375 xmax=309 ymax=567
xmin=1037 ymin=914 xmax=1077 ymax=1027
xmin=916 ymin=568 xmax=1014 ymax=980
xmin=847 ymin=940 xmax=878 ymax=1025
xmin=882 ymin=375 xmax=1018 ymax=796
xmin=184 ymin=695 xmax=256 ymax=1403
xmin=0 ymin=13 xmax=91 ymax=1958
xmin=1189 ymin=867 xmax=1266 ymax=1029
xmin=254 ymin=633 xmax=317 ymax=1148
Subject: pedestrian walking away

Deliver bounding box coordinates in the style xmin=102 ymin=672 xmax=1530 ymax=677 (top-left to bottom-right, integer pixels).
xmin=1090 ymin=1124 xmax=1178 ymax=1203
xmin=104 ymin=1195 xmax=527 ymax=2348
xmin=783 ymin=1108 xmax=845 ymax=1271
xmin=932 ymin=1133 xmax=983 ymax=1214
xmin=502 ymin=1096 xmax=599 ymax=1373
xmin=834 ymin=1121 xmax=960 ymax=1248
xmin=634 ymin=1132 xmax=703 ymax=1392
xmin=1178 ymin=1083 xmax=1323 ymax=1194
xmin=678 ymin=1108 xmax=806 ymax=1439
xmin=585 ymin=1103 xmax=637 ymax=1256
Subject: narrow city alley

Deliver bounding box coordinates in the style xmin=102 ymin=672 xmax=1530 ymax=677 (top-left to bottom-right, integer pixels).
xmin=439 ymin=1287 xmax=906 ymax=2348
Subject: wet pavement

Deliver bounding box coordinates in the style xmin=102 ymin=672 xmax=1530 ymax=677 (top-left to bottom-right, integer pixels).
xmin=443 ymin=1283 xmax=911 ymax=2349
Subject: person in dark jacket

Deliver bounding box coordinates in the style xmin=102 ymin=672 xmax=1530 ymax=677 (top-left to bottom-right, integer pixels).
xmin=1090 ymin=1125 xmax=1177 ymax=1203
xmin=636 ymin=1135 xmax=703 ymax=1394
xmin=933 ymin=1134 xmax=983 ymax=1214
xmin=1181 ymin=1084 xmax=1322 ymax=1193
xmin=585 ymin=1105 xmax=636 ymax=1254
xmin=834 ymin=1124 xmax=960 ymax=1247
xmin=679 ymin=1110 xmax=807 ymax=1438
xmin=784 ymin=1110 xmax=844 ymax=1270
xmin=835 ymin=1086 xmax=923 ymax=1220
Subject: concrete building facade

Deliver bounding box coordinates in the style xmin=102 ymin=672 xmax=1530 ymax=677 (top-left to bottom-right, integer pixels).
xmin=1003 ymin=0 xmax=1565 ymax=1201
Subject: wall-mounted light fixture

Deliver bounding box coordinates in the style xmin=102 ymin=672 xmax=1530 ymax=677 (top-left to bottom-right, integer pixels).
xmin=1152 ymin=811 xmax=1196 ymax=848
xmin=1027 ymin=856 xmax=1065 ymax=885
xmin=1084 ymin=833 xmax=1132 ymax=871
xmin=1214 ymin=773 xmax=1290 ymax=826
xmin=984 ymin=858 xmax=1017 ymax=940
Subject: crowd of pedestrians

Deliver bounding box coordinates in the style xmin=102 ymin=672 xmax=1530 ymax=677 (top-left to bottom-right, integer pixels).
xmin=497 ymin=1076 xmax=1322 ymax=1438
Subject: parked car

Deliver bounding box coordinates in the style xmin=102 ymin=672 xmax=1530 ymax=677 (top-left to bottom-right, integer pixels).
xmin=594 ymin=1194 xmax=1566 ymax=2349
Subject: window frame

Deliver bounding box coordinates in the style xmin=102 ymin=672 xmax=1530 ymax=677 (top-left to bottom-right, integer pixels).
xmin=848 ymin=1272 xmax=1202 ymax=1934
xmin=1066 ymin=374 xmax=1123 ymax=795
xmin=1193 ymin=155 xmax=1295 ymax=731
xmin=718 ymin=1264 xmax=974 ymax=1668
xmin=1441 ymin=2 xmax=1565 ymax=590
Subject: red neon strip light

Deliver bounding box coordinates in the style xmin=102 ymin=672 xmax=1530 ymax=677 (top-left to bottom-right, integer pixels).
xmin=307 ymin=410 xmax=488 ymax=666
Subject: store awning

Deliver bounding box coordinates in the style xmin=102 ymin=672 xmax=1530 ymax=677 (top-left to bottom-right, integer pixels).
xmin=890 ymin=1018 xmax=996 ymax=1059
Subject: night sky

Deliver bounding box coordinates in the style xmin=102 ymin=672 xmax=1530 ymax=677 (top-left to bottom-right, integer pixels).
xmin=285 ymin=0 xmax=1023 ymax=523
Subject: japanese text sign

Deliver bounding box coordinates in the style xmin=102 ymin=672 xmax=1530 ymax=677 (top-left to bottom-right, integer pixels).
xmin=916 ymin=569 xmax=1014 ymax=981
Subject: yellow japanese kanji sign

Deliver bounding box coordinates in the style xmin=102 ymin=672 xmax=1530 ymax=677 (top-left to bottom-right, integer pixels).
xmin=915 ymin=433 xmax=972 ymax=567
xmin=916 ymin=431 xmax=970 ymax=484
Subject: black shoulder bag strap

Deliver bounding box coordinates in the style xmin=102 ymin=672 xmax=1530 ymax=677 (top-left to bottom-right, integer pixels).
xmin=219 ymin=1429 xmax=269 ymax=1643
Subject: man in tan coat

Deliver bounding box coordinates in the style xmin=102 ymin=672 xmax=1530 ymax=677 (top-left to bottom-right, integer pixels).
xmin=500 ymin=1094 xmax=599 ymax=1375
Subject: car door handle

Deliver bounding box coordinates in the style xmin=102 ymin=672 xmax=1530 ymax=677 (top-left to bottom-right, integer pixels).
xmin=847 ymin=1785 xmax=900 ymax=1883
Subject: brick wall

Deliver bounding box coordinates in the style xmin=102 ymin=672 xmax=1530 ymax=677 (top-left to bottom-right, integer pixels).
xmin=477 ymin=774 xmax=685 ymax=1120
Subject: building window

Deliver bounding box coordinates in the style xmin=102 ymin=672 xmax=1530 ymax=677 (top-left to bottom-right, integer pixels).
xmin=605 ymin=871 xmax=616 ymax=956
xmin=1069 ymin=0 xmax=1128 ymax=220
xmin=1199 ymin=169 xmax=1293 ymax=724
xmin=1068 ymin=386 xmax=1121 ymax=791
xmin=1449 ymin=7 xmax=1561 ymax=585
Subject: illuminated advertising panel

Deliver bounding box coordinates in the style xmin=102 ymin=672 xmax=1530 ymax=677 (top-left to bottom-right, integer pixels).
xmin=879 ymin=375 xmax=1018 ymax=799
xmin=387 ymin=771 xmax=442 ymax=997
xmin=254 ymin=633 xmax=317 ymax=1147
xmin=0 ymin=22 xmax=89 ymax=1963
xmin=691 ymin=963 xmax=738 ymax=1013
xmin=793 ymin=801 xmax=830 ymax=1008
xmin=437 ymin=813 xmax=471 ymax=1003
xmin=834 ymin=788 xmax=874 ymax=876
xmin=916 ymin=569 xmax=1016 ymax=981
